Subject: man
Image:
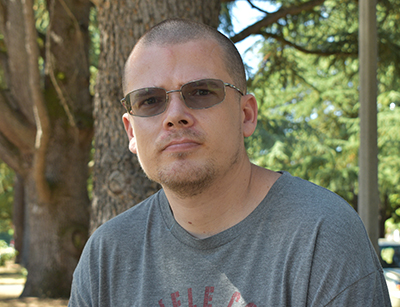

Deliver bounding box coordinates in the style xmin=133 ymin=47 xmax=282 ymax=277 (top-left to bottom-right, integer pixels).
xmin=69 ymin=19 xmax=390 ymax=306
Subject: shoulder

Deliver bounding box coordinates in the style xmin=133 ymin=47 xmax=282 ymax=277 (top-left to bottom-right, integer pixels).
xmin=273 ymin=171 xmax=356 ymax=219
xmin=87 ymin=189 xmax=165 ymax=248
xmin=69 ymin=190 xmax=166 ymax=305
xmin=269 ymin=173 xmax=387 ymax=304
xmin=72 ymin=189 xmax=166 ymax=283
xmin=268 ymin=172 xmax=375 ymax=266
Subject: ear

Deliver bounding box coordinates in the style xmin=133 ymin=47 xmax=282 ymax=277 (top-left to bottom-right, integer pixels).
xmin=241 ymin=94 xmax=258 ymax=137
xmin=122 ymin=114 xmax=137 ymax=154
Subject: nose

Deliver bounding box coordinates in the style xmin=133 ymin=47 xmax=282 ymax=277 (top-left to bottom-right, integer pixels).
xmin=162 ymin=91 xmax=194 ymax=129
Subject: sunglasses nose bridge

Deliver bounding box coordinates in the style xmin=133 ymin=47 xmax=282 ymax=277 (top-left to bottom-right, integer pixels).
xmin=165 ymin=89 xmax=185 ymax=104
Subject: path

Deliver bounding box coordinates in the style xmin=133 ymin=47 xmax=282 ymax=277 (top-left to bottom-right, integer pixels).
xmin=0 ymin=263 xmax=68 ymax=307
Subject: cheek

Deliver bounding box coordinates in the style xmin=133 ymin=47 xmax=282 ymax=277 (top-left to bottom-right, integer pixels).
xmin=208 ymin=114 xmax=242 ymax=152
xmin=134 ymin=131 xmax=156 ymax=164
xmin=132 ymin=122 xmax=154 ymax=149
xmin=134 ymin=135 xmax=148 ymax=156
xmin=134 ymin=140 xmax=153 ymax=175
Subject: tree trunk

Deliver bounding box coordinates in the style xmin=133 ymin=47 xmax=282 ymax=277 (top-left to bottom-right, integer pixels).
xmin=22 ymin=134 xmax=92 ymax=297
xmin=91 ymin=0 xmax=221 ymax=232
xmin=0 ymin=0 xmax=93 ymax=297
xmin=12 ymin=174 xmax=25 ymax=264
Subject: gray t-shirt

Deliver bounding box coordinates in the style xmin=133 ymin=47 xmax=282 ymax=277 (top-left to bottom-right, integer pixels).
xmin=69 ymin=172 xmax=390 ymax=306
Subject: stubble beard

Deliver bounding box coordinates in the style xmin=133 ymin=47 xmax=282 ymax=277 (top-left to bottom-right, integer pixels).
xmin=144 ymin=148 xmax=241 ymax=199
xmin=139 ymin=124 xmax=243 ymax=199
xmin=157 ymin=154 xmax=217 ymax=199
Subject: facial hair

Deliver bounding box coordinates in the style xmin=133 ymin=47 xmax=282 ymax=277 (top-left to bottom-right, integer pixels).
xmin=156 ymin=156 xmax=217 ymax=199
xmin=139 ymin=129 xmax=241 ymax=199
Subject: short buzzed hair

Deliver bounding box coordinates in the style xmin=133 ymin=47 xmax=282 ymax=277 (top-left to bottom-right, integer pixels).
xmin=123 ymin=18 xmax=246 ymax=94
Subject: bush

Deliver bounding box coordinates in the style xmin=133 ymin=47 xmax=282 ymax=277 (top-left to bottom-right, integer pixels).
xmin=0 ymin=239 xmax=16 ymax=266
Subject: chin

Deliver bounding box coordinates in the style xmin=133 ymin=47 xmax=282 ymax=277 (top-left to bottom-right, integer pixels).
xmin=154 ymin=160 xmax=217 ymax=197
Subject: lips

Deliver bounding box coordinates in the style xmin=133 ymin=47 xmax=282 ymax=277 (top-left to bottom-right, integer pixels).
xmin=162 ymin=138 xmax=201 ymax=152
xmin=158 ymin=131 xmax=205 ymax=153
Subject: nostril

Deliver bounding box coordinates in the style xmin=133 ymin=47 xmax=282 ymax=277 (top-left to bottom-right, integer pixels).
xmin=166 ymin=119 xmax=189 ymax=128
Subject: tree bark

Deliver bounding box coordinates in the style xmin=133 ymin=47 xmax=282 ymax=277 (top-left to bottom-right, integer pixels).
xmin=12 ymin=174 xmax=25 ymax=264
xmin=0 ymin=0 xmax=93 ymax=297
xmin=91 ymin=0 xmax=221 ymax=232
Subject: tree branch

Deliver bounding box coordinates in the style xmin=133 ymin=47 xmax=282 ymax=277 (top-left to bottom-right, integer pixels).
xmin=0 ymin=51 xmax=11 ymax=90
xmin=246 ymin=0 xmax=270 ymax=15
xmin=45 ymin=0 xmax=89 ymax=130
xmin=230 ymin=0 xmax=327 ymax=43
xmin=3 ymin=0 xmax=36 ymax=124
xmin=0 ymin=91 xmax=36 ymax=153
xmin=0 ymin=132 xmax=26 ymax=175
xmin=22 ymin=0 xmax=51 ymax=202
xmin=261 ymin=32 xmax=358 ymax=57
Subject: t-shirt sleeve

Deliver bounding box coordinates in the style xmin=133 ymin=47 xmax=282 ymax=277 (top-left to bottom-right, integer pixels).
xmin=286 ymin=177 xmax=392 ymax=306
xmin=68 ymin=277 xmax=92 ymax=307
xmin=304 ymin=200 xmax=391 ymax=306
xmin=324 ymin=269 xmax=391 ymax=307
xmin=68 ymin=239 xmax=94 ymax=307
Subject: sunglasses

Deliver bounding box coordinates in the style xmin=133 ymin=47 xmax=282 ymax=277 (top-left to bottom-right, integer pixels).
xmin=121 ymin=78 xmax=244 ymax=117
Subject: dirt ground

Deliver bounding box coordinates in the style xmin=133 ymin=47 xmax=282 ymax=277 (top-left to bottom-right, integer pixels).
xmin=0 ymin=263 xmax=68 ymax=307
xmin=0 ymin=298 xmax=68 ymax=307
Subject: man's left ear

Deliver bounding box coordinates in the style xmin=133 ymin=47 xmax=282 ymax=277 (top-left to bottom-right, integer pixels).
xmin=241 ymin=94 xmax=258 ymax=137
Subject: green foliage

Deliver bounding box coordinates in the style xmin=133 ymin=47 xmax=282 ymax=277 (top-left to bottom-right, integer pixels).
xmin=243 ymin=0 xmax=400 ymax=219
xmin=89 ymin=6 xmax=99 ymax=96
xmin=247 ymin=50 xmax=360 ymax=205
xmin=378 ymin=104 xmax=400 ymax=224
xmin=0 ymin=161 xmax=14 ymax=234
xmin=33 ymin=0 xmax=49 ymax=34
xmin=87 ymin=142 xmax=95 ymax=200
xmin=0 ymin=240 xmax=16 ymax=266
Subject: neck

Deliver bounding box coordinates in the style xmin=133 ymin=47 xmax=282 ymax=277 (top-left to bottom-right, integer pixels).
xmin=163 ymin=161 xmax=280 ymax=239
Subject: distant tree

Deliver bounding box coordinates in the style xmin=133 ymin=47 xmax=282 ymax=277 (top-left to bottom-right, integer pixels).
xmin=378 ymin=102 xmax=400 ymax=236
xmin=0 ymin=0 xmax=93 ymax=297
xmin=238 ymin=0 xmax=400 ymax=236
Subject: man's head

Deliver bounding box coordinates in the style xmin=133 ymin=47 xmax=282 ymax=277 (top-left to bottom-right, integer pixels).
xmin=122 ymin=18 xmax=257 ymax=198
xmin=123 ymin=18 xmax=247 ymax=95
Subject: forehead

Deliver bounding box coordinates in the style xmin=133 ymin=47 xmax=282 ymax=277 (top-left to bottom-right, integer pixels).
xmin=124 ymin=39 xmax=231 ymax=93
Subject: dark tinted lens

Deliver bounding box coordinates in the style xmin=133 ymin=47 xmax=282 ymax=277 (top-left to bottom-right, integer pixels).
xmin=128 ymin=88 xmax=167 ymax=117
xmin=182 ymin=79 xmax=225 ymax=109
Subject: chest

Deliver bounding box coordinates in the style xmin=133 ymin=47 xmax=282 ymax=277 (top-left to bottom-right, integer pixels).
xmin=97 ymin=230 xmax=314 ymax=307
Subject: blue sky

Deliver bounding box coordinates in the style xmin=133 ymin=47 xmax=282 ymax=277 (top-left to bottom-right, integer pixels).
xmin=219 ymin=1 xmax=279 ymax=73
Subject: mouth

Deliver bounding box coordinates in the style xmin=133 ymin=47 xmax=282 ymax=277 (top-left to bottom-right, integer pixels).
xmin=157 ymin=129 xmax=206 ymax=154
xmin=162 ymin=139 xmax=201 ymax=153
